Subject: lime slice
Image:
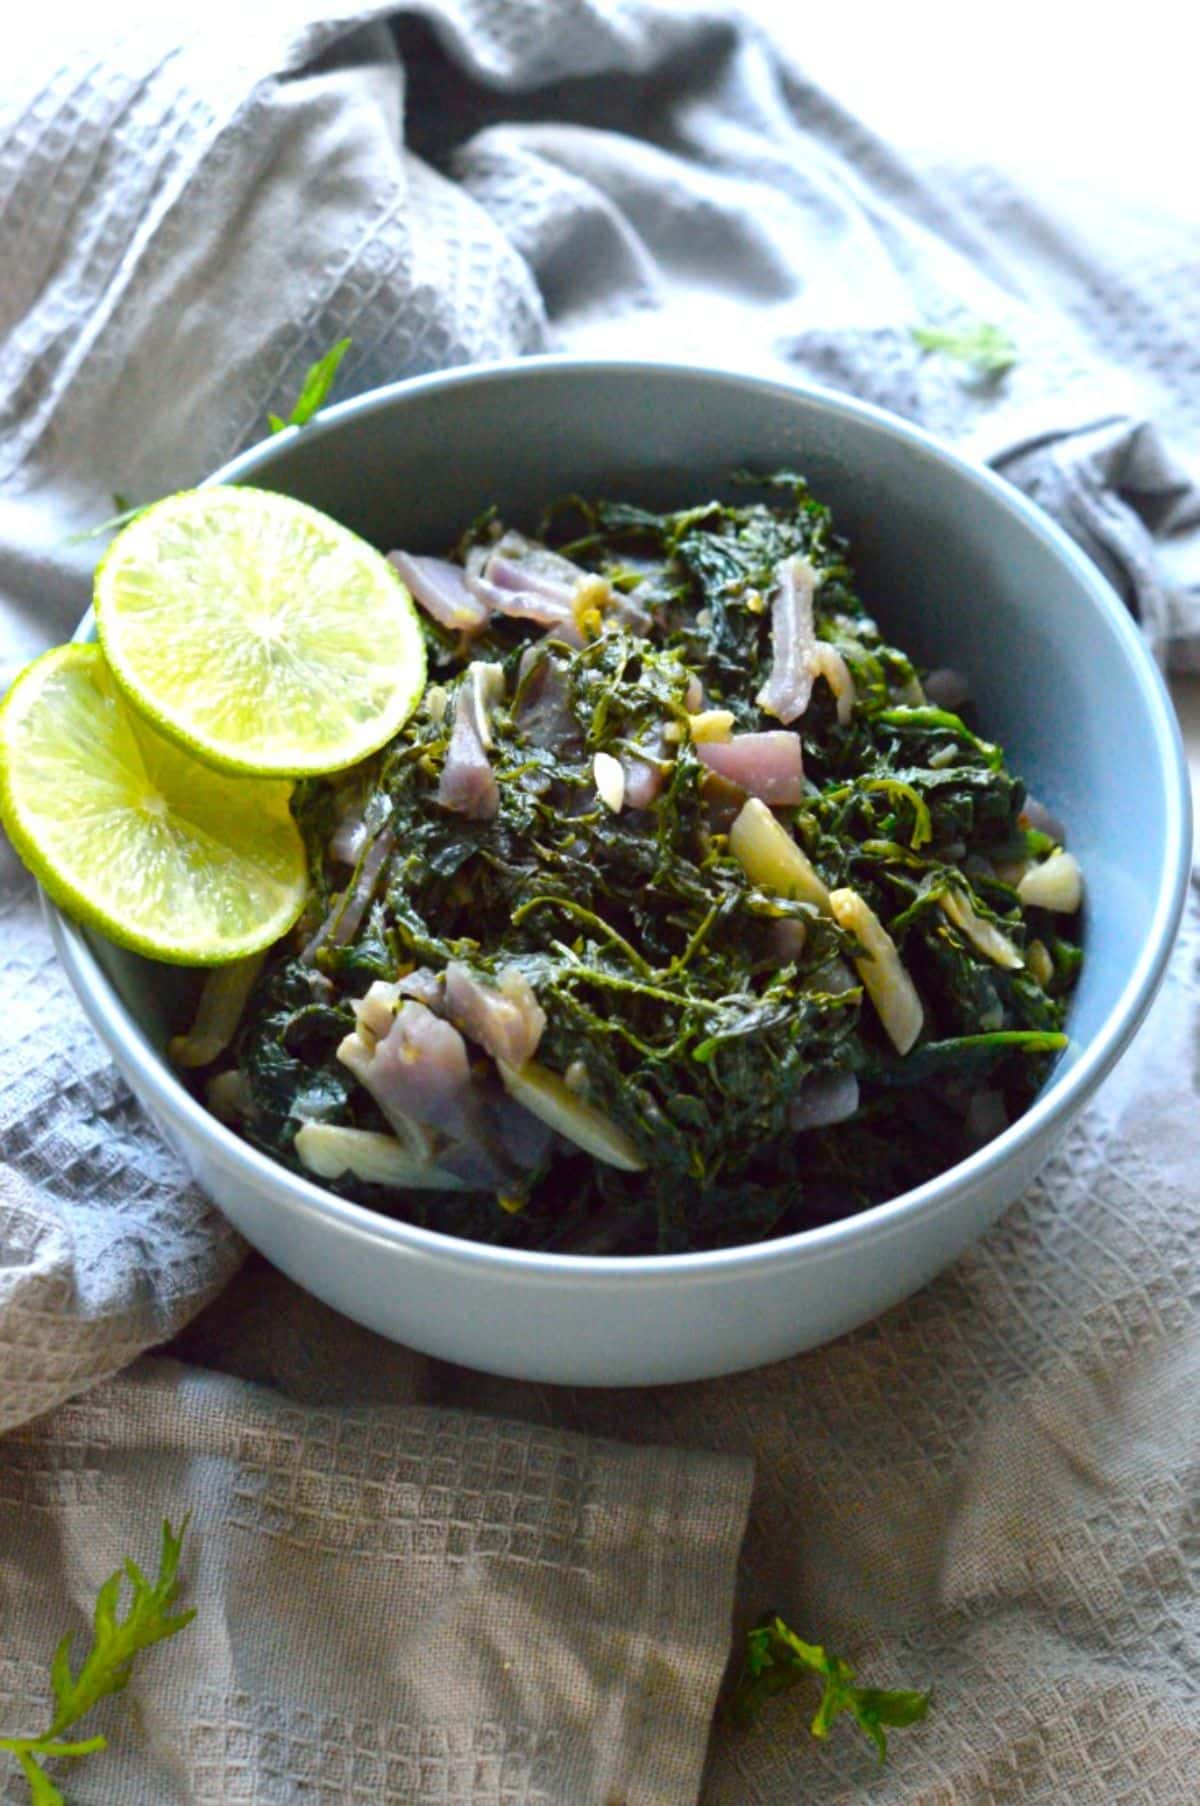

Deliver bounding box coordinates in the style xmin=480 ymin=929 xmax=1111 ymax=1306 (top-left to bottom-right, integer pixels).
xmin=94 ymin=485 xmax=426 ymax=776
xmin=0 ymin=643 xmax=307 ymax=964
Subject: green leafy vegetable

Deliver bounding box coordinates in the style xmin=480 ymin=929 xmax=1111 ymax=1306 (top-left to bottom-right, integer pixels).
xmin=267 ymin=337 xmax=352 ymax=433
xmin=731 ymin=1616 xmax=930 ymax=1762
xmin=911 ymin=321 xmax=1017 ymax=378
xmin=210 ymin=472 xmax=1080 ymax=1255
xmin=0 ymin=1518 xmax=196 ymax=1805
xmin=64 ymin=500 xmax=149 ymax=546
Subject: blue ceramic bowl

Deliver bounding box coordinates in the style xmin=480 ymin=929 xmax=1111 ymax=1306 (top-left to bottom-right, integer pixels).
xmin=48 ymin=359 xmax=1191 ymax=1384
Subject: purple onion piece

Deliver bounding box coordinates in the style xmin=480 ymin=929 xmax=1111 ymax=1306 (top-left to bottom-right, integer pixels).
xmin=1022 ymin=794 xmax=1067 ymax=845
xmin=756 ymin=557 xmax=817 ymax=725
xmin=964 ymin=1088 xmax=1008 ymax=1149
xmin=697 ymin=731 xmax=805 ymax=805
xmin=388 ymin=551 xmax=489 ymax=632
xmin=437 ymin=682 xmax=500 ymax=820
xmin=790 ymin=1071 xmax=861 ymax=1133
xmin=923 ymin=667 xmax=971 ymax=711
xmin=301 ymin=826 xmax=395 ymax=964
xmin=484 ymin=553 xmax=575 ymax=606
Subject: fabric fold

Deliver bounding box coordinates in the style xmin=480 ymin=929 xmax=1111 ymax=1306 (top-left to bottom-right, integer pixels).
xmin=0 ymin=1360 xmax=753 ymax=1806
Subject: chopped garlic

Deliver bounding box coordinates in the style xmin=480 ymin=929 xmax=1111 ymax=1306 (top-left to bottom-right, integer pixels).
xmin=940 ymin=890 xmax=1024 ymax=970
xmin=745 ymin=588 xmax=767 ymax=614
xmin=809 ymin=643 xmax=856 ymax=725
xmin=1018 ymin=850 xmax=1083 ymax=913
xmin=169 ymin=952 xmax=266 ymax=1070
xmin=206 ymin=1069 xmax=253 ymax=1123
xmin=1027 ymin=939 xmax=1054 ymax=987
xmin=425 ymin=684 xmax=448 ymax=726
xmin=729 ymin=798 xmax=831 ymax=912
xmin=564 ymin=1059 xmax=590 ymax=1095
xmin=688 ymin=709 xmax=736 ymax=744
xmin=829 ymin=887 xmax=924 ymax=1055
xmin=497 ymin=1060 xmax=645 ymax=1171
xmin=593 ymin=750 xmax=626 ymax=812
xmin=294 ymin=1123 xmax=468 ymax=1190
xmin=572 ymin=573 xmax=610 ymax=637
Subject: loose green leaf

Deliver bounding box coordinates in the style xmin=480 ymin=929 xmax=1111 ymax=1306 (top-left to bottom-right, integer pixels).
xmin=268 ymin=337 xmax=352 ymax=433
xmin=731 ymin=1616 xmax=930 ymax=1762
xmin=13 ymin=1751 xmax=67 ymax=1806
xmin=911 ymin=321 xmax=1017 ymax=378
xmin=0 ymin=1518 xmax=195 ymax=1804
xmin=64 ymin=502 xmax=149 ymax=546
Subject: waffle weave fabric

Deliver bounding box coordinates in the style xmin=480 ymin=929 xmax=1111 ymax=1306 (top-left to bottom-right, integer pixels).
xmin=1 ymin=5 xmax=1197 ymax=1801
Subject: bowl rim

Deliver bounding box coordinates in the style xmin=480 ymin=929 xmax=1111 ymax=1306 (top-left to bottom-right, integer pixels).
xmin=48 ymin=354 xmax=1193 ymax=1285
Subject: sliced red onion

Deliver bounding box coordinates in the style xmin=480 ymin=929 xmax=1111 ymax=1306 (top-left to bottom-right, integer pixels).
xmin=965 ymin=1088 xmax=1008 ymax=1149
xmin=790 ymin=1071 xmax=860 ymax=1133
xmin=397 ymin=967 xmax=445 ymax=1013
xmin=756 ymin=556 xmax=817 ymax=725
xmin=609 ymin=588 xmax=652 ymax=636
xmin=301 ymin=826 xmax=395 ymax=964
xmin=466 ymin=570 xmax=577 ymax=633
xmin=765 ymin=919 xmax=808 ymax=964
xmin=1022 ymin=794 xmax=1067 ymax=845
xmin=388 ymin=551 xmax=489 ymax=632
xmin=809 ymin=957 xmax=859 ymax=997
xmin=329 ymin=810 xmax=369 ymax=867
xmin=437 ymin=668 xmax=501 ymax=820
xmin=484 ymin=553 xmax=575 ymax=606
xmin=337 ymin=990 xmax=552 ymax=1190
xmin=697 ymin=731 xmax=804 ymax=805
xmin=491 ymin=531 xmax=587 ymax=588
xmin=923 ymin=666 xmax=971 ymax=711
xmin=445 ymin=962 xmax=546 ymax=1067
xmin=514 ymin=652 xmax=581 ymax=754
xmin=340 ymin=997 xmax=471 ymax=1140
xmin=622 ymin=736 xmax=668 ymax=810
xmin=540 ymin=616 xmax=587 ymax=650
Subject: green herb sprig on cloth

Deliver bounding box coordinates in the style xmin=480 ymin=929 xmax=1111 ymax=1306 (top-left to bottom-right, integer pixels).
xmin=0 ymin=1518 xmax=195 ymax=1806
xmin=911 ymin=320 xmax=1018 ymax=378
xmin=268 ymin=336 xmax=352 ymax=433
xmin=731 ymin=1616 xmax=930 ymax=1762
xmin=68 ymin=336 xmax=354 ymax=546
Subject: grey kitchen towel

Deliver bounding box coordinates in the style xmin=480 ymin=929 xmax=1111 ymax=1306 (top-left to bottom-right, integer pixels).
xmin=0 ymin=1360 xmax=752 ymax=1805
xmin=2 ymin=2 xmax=1199 ymax=1802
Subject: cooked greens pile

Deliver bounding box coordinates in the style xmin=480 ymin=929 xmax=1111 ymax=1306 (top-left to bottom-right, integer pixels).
xmin=201 ymin=473 xmax=1081 ymax=1255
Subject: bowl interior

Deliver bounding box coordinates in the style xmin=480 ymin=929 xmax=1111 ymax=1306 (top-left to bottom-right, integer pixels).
xmin=71 ymin=361 xmax=1187 ymax=1236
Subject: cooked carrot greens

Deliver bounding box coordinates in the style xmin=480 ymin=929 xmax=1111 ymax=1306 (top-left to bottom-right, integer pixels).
xmin=187 ymin=472 xmax=1081 ymax=1254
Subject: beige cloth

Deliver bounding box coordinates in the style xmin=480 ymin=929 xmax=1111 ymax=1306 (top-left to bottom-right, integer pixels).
xmin=0 ymin=1361 xmax=752 ymax=1805
xmin=3 ymin=3 xmax=1200 ymax=1801
xmin=1 ymin=884 xmax=1171 ymax=1804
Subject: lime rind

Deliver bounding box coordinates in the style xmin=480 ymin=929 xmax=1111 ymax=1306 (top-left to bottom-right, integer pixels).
xmin=94 ymin=485 xmax=427 ymax=777
xmin=0 ymin=643 xmax=307 ymax=965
